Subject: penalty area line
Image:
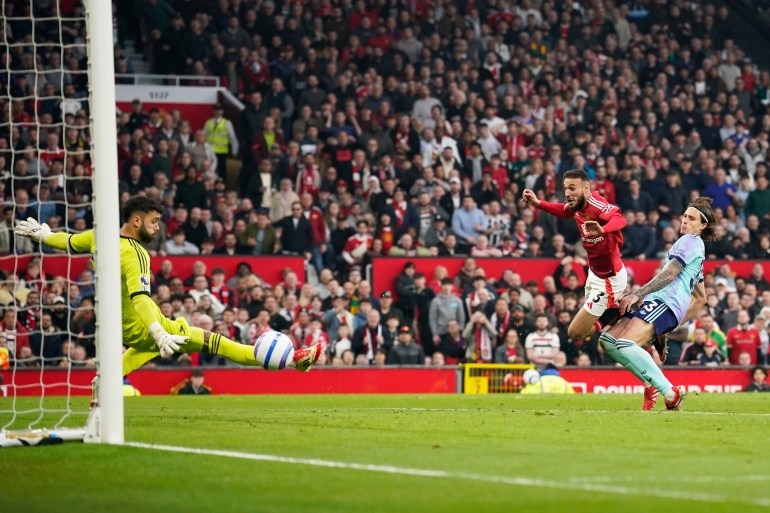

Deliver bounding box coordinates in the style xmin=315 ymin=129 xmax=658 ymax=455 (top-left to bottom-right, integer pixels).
xmin=124 ymin=442 xmax=770 ymax=508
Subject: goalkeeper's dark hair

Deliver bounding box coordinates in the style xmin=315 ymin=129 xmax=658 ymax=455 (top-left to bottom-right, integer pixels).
xmin=562 ymin=168 xmax=589 ymax=182
xmin=689 ymin=196 xmax=718 ymax=241
xmin=122 ymin=196 xmax=165 ymax=223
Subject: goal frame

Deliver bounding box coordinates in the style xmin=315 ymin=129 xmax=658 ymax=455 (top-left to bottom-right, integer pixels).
xmin=85 ymin=0 xmax=123 ymax=444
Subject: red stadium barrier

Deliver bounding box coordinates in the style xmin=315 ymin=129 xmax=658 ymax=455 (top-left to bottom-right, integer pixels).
xmin=0 ymin=367 xmax=754 ymax=396
xmin=559 ymin=368 xmax=752 ymax=394
xmin=0 ymin=255 xmax=304 ymax=286
xmin=0 ymin=368 xmax=458 ymax=395
xmin=371 ymin=257 xmax=770 ymax=299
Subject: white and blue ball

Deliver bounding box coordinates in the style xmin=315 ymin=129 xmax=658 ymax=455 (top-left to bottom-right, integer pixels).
xmin=254 ymin=331 xmax=294 ymax=370
xmin=523 ymin=369 xmax=541 ymax=385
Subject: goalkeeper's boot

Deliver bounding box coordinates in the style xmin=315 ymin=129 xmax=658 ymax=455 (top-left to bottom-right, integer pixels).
xmin=293 ymin=342 xmax=324 ymax=372
xmin=664 ymin=385 xmax=687 ymax=411
xmin=642 ymin=385 xmax=659 ymax=411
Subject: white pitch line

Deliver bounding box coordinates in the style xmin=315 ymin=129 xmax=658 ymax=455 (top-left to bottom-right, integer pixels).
xmin=569 ymin=475 xmax=770 ymax=484
xmin=262 ymin=407 xmax=770 ymax=417
xmin=125 ymin=442 xmax=770 ymax=508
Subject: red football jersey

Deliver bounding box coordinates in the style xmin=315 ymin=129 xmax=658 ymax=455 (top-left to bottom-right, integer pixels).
xmin=726 ymin=326 xmax=761 ymax=365
xmin=538 ymin=191 xmax=626 ymax=278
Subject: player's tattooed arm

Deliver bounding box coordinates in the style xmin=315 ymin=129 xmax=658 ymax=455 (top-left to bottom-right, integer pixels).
xmin=634 ymin=258 xmax=684 ymax=298
xmin=618 ymin=258 xmax=684 ymax=314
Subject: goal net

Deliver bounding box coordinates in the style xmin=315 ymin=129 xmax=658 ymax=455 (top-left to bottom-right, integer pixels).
xmin=0 ymin=0 xmax=122 ymax=446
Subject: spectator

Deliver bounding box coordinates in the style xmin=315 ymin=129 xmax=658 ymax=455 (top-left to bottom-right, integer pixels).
xmin=352 ymin=309 xmax=391 ymax=363
xmin=164 ymin=228 xmax=199 ymax=255
xmin=727 ymin=310 xmax=762 ymax=366
xmin=524 ymin=314 xmax=560 ymax=368
xmin=745 ymin=366 xmax=770 ymax=392
xmin=177 ymin=370 xmax=212 ymax=395
xmin=493 ymin=327 xmax=523 ymax=365
xmin=386 ymin=325 xmax=424 ymax=365
xmin=203 ymin=104 xmax=239 ymax=180
xmin=698 ymin=339 xmax=726 ymax=367
xmin=429 ymin=278 xmax=465 ymax=352
xmin=451 ymin=196 xmax=485 ymax=249
xmin=276 ymin=201 xmax=313 ymax=260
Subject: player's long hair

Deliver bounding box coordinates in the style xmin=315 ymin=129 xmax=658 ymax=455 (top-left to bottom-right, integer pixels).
xmin=689 ymin=197 xmax=718 ymax=241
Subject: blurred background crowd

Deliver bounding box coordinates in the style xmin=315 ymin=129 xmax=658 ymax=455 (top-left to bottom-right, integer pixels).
xmin=1 ymin=0 xmax=770 ymax=372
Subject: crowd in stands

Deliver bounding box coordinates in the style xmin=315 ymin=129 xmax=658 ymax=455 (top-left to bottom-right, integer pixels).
xmin=1 ymin=0 xmax=770 ymax=375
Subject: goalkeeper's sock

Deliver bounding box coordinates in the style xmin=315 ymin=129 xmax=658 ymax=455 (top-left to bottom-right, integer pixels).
xmin=189 ymin=327 xmax=258 ymax=367
xmin=616 ymin=337 xmax=674 ymax=398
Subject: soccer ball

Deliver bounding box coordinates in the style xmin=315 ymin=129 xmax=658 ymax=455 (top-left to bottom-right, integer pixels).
xmin=254 ymin=331 xmax=295 ymax=370
xmin=523 ymin=369 xmax=541 ymax=385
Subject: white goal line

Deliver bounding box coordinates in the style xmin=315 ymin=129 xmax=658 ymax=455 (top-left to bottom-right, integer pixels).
xmin=125 ymin=442 xmax=770 ymax=508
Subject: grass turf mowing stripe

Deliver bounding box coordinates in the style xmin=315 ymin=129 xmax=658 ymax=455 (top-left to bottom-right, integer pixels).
xmin=125 ymin=442 xmax=770 ymax=509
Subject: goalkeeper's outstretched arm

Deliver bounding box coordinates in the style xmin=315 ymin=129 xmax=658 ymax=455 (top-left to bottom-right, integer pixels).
xmin=15 ymin=217 xmax=95 ymax=253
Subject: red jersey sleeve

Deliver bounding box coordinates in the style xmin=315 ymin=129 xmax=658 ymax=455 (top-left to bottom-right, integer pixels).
xmin=538 ymin=201 xmax=573 ymax=219
xmin=588 ymin=193 xmax=626 ymax=233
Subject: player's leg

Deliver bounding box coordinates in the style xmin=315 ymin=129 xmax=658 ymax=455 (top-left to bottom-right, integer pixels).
xmin=613 ymin=313 xmax=685 ymax=408
xmin=569 ymin=269 xmax=624 ymax=340
xmin=122 ymin=346 xmax=160 ymax=376
xmin=598 ymin=318 xmax=646 ymax=381
xmin=166 ymin=318 xmax=322 ymax=371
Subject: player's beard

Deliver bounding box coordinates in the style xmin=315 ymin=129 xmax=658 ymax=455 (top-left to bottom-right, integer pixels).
xmin=138 ymin=224 xmax=155 ymax=243
xmin=567 ymin=193 xmax=587 ymax=212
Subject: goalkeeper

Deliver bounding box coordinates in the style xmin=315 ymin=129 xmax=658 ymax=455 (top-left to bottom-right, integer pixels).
xmin=15 ymin=196 xmax=322 ymax=376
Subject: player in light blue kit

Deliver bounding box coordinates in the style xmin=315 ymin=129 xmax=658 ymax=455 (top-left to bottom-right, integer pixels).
xmin=599 ymin=197 xmax=718 ymax=410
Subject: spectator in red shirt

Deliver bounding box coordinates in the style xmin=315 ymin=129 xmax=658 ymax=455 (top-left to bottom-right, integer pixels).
xmin=727 ymin=310 xmax=762 ymax=366
xmin=0 ymin=308 xmax=30 ymax=359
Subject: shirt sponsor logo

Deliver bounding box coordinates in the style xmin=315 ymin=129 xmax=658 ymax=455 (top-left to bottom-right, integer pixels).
xmin=582 ymin=236 xmax=604 ymax=244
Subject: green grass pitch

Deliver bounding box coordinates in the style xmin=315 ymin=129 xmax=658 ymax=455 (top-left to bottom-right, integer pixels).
xmin=2 ymin=393 xmax=769 ymax=513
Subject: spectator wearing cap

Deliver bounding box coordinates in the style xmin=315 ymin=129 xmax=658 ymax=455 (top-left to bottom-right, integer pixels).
xmin=698 ymin=338 xmax=726 ymax=367
xmin=423 ymin=214 xmax=449 ymax=250
xmin=378 ymin=290 xmax=405 ymax=327
xmin=386 ymin=325 xmax=425 ymax=366
xmin=203 ymin=103 xmax=239 ymax=180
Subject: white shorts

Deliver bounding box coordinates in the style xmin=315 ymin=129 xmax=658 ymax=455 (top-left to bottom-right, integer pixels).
xmin=582 ymin=266 xmax=627 ymax=317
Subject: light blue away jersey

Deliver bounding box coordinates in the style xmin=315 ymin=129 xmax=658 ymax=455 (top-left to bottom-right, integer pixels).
xmin=646 ymin=234 xmax=704 ymax=323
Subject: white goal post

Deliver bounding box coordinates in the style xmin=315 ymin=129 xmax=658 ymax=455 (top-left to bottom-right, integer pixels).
xmin=86 ymin=0 xmax=124 ymax=445
xmin=0 ymin=0 xmax=122 ymax=446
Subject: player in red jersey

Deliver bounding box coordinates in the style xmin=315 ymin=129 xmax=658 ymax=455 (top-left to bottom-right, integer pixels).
xmin=522 ymin=168 xmax=627 ymax=342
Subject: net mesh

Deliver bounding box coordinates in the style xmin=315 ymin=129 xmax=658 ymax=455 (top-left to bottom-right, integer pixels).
xmin=0 ymin=0 xmax=94 ymax=434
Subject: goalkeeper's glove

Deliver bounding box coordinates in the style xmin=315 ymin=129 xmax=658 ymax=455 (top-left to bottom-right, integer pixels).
xmin=149 ymin=322 xmax=189 ymax=358
xmin=15 ymin=217 xmax=52 ymax=243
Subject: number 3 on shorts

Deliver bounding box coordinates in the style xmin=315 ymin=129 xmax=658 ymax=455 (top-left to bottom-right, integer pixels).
xmin=643 ymin=300 xmax=659 ymax=313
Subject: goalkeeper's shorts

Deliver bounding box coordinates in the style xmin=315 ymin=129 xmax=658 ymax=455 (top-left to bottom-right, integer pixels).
xmin=123 ymin=316 xmax=192 ymax=352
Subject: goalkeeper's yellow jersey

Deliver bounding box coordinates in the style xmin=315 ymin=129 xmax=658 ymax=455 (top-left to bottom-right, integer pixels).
xmin=45 ymin=230 xmax=164 ymax=349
